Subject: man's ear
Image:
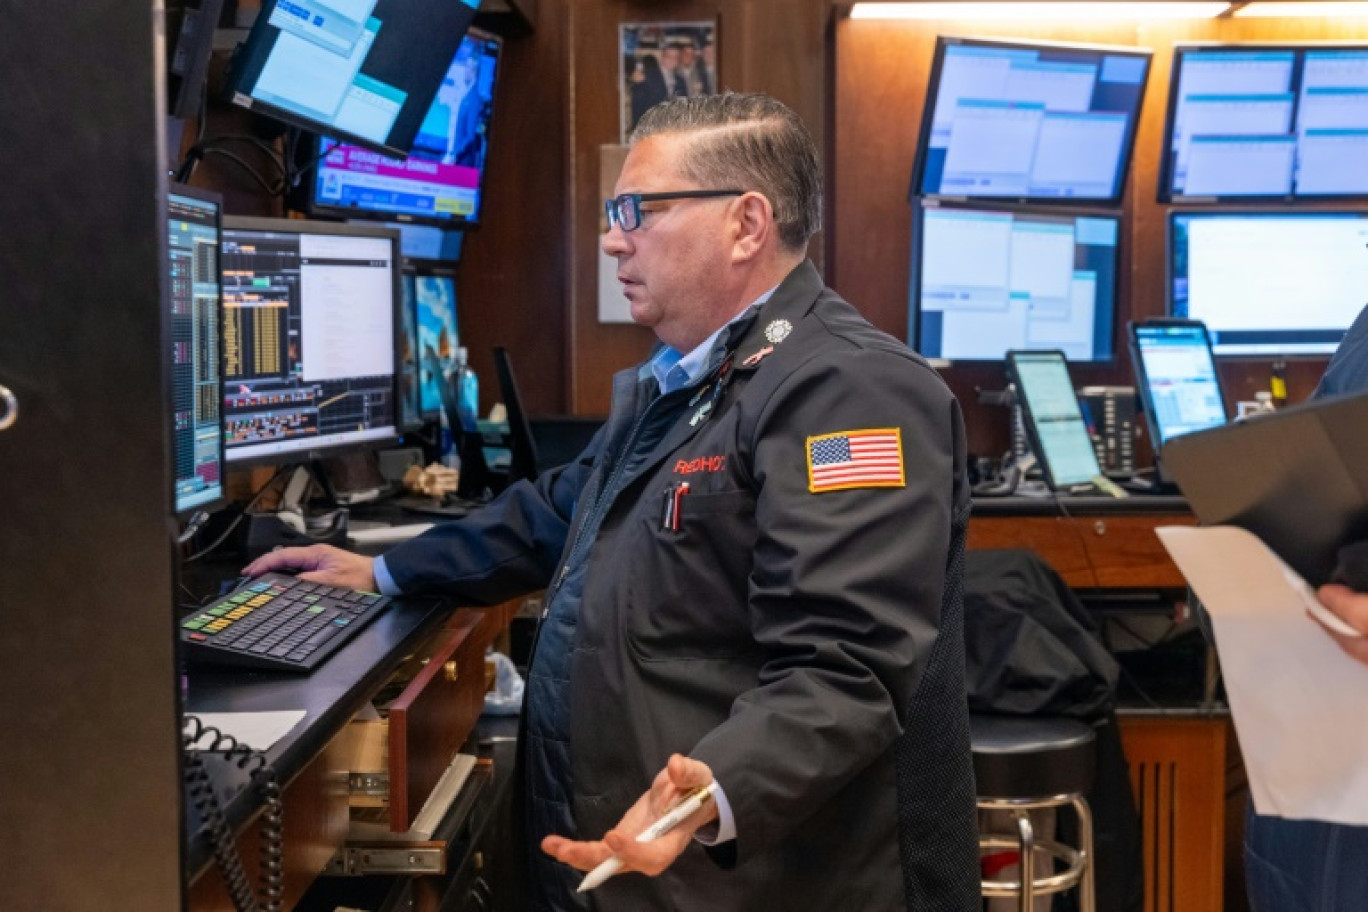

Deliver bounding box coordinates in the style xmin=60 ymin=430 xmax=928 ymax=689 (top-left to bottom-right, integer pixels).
xmin=730 ymin=192 xmax=773 ymax=262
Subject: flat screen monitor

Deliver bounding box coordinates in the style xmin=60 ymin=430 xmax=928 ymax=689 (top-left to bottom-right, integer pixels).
xmin=911 ymin=36 xmax=1152 ymax=204
xmin=1159 ymin=43 xmax=1368 ymax=202
xmin=166 ymin=0 xmax=225 ymax=119
xmin=167 ymin=185 xmax=226 ymax=516
xmin=911 ymin=199 xmax=1120 ymax=363
xmin=1005 ymin=350 xmax=1103 ymax=489
xmin=306 ymin=30 xmax=502 ymax=227
xmin=224 ymin=0 xmax=481 ymax=158
xmin=220 ymin=217 xmax=401 ymax=464
xmin=398 ymin=269 xmax=421 ymax=429
xmin=1169 ymin=210 xmax=1368 ymax=356
xmin=1128 ymin=319 xmax=1228 ymax=449
xmin=413 ymin=265 xmax=459 ymax=420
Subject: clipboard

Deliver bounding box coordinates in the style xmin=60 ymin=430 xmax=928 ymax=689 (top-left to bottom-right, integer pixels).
xmin=1161 ymin=390 xmax=1368 ymax=586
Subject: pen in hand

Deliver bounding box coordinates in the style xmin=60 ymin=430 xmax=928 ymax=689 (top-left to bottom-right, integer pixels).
xmin=576 ymin=781 xmax=720 ymax=893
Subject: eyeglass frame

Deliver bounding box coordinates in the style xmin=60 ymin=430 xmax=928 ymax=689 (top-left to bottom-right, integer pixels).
xmin=604 ymin=189 xmax=746 ymax=232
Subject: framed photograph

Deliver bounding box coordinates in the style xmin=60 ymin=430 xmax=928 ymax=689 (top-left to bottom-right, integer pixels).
xmin=619 ymin=21 xmax=717 ymax=142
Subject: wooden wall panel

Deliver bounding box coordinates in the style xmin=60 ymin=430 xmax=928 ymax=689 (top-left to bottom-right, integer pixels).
xmin=567 ymin=0 xmax=830 ymax=415
xmin=832 ymin=11 xmax=1368 ymax=457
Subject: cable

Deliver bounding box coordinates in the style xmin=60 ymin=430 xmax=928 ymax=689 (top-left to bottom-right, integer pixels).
xmin=182 ymin=715 xmax=284 ymax=912
xmin=184 ymin=466 xmax=291 ymax=564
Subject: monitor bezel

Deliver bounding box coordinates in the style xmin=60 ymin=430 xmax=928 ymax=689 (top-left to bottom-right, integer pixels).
xmin=1165 ymin=206 xmax=1367 ymax=359
xmin=1126 ymin=317 xmax=1229 ymax=456
xmin=1157 ymin=41 xmax=1368 ymax=205
xmin=167 ymin=182 xmax=228 ymax=520
xmin=224 ymin=0 xmax=480 ymax=159
xmin=299 ymin=27 xmax=504 ymax=229
xmin=1004 ymin=348 xmax=1103 ymax=491
xmin=908 ymin=34 xmax=1153 ymax=208
xmin=220 ymin=215 xmax=404 ymax=467
xmin=908 ymin=196 xmax=1123 ymax=366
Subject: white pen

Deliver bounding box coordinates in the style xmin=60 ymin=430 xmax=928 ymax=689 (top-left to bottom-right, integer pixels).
xmin=576 ymin=781 xmax=720 ymax=893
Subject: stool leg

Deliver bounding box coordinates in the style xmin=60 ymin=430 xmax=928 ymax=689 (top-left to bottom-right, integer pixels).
xmin=1071 ymin=795 xmax=1096 ymax=912
xmin=1013 ymin=809 xmax=1035 ymax=912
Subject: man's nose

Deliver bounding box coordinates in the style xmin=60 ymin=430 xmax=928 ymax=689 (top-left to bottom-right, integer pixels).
xmin=602 ymin=223 xmax=630 ymax=256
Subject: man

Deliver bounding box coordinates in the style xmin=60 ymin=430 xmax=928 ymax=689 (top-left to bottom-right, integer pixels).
xmin=1244 ymin=303 xmax=1368 ymax=912
xmin=246 ymin=93 xmax=979 ymax=912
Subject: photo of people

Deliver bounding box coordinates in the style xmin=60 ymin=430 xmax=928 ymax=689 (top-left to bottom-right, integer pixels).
xmin=619 ymin=22 xmax=717 ymax=141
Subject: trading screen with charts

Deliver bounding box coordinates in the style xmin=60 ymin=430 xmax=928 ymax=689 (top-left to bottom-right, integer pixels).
xmin=221 ymin=223 xmax=398 ymax=463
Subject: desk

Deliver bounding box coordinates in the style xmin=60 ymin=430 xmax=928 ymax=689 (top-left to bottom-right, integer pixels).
xmin=969 ymin=494 xmax=1226 ymax=912
xmin=185 ymin=592 xmax=520 ymax=911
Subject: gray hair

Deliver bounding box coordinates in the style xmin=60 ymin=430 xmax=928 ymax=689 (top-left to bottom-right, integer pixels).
xmin=631 ymin=93 xmax=821 ymax=253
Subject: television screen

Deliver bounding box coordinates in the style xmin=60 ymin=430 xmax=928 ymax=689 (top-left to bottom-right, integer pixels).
xmin=1160 ymin=44 xmax=1368 ymax=201
xmin=220 ymin=217 xmax=401 ymax=463
xmin=398 ymin=270 xmax=421 ymax=429
xmin=912 ymin=36 xmax=1151 ymax=204
xmin=1169 ymin=210 xmax=1368 ymax=356
xmin=167 ymin=185 xmax=225 ymax=516
xmin=225 ymin=0 xmax=481 ymax=158
xmin=308 ymin=30 xmax=502 ymax=226
xmin=911 ymin=199 xmax=1120 ymax=363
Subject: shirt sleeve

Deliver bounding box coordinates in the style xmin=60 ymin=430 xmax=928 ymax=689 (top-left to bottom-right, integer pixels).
xmin=372 ymin=555 xmax=403 ymax=596
xmin=692 ymin=780 xmax=737 ymax=846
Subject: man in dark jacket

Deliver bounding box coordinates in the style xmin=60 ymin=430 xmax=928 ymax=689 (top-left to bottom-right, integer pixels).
xmin=246 ymin=93 xmax=979 ymax=912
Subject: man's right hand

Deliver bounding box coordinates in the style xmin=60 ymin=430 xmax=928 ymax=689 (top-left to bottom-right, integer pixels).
xmin=243 ymin=544 xmax=379 ymax=593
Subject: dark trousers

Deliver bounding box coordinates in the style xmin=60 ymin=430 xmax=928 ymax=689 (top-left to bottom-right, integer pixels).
xmin=1245 ymin=802 xmax=1368 ymax=912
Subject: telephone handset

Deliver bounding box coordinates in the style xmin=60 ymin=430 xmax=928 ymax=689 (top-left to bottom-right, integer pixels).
xmin=183 ymin=715 xmax=284 ymax=912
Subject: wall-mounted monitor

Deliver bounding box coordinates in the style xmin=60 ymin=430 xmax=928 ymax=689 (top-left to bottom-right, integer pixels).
xmin=1169 ymin=210 xmax=1368 ymax=357
xmin=911 ymin=36 xmax=1152 ymax=205
xmin=304 ymin=30 xmax=502 ymax=227
xmin=1159 ymin=43 xmax=1368 ymax=202
xmin=911 ymin=199 xmax=1120 ymax=363
xmin=220 ymin=217 xmax=401 ymax=464
xmin=167 ymin=184 xmax=226 ymax=517
xmin=224 ymin=0 xmax=481 ymax=158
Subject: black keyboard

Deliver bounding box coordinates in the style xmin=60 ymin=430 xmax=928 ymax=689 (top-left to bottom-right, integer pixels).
xmin=179 ymin=572 xmax=392 ymax=673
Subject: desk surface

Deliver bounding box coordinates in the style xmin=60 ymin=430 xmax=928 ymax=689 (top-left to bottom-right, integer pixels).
xmin=183 ymin=592 xmax=448 ymax=876
xmin=972 ymin=493 xmax=1189 ymax=517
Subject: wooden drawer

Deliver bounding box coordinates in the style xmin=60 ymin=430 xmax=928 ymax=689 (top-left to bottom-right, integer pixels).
xmin=348 ymin=606 xmax=507 ymax=833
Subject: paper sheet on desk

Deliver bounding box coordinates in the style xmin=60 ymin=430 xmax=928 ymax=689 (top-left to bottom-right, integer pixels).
xmin=184 ymin=711 xmax=306 ymax=753
xmin=1157 ymin=525 xmax=1368 ymax=825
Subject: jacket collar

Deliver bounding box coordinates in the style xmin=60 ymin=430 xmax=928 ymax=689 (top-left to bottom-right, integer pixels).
xmin=729 ymin=259 xmax=825 ymax=374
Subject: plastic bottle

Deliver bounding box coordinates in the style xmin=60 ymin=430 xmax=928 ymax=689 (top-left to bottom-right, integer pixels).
xmin=455 ymin=346 xmax=480 ymax=432
xmin=437 ymin=392 xmax=460 ymax=470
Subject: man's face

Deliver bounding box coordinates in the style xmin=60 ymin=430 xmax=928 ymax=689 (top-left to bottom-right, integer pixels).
xmin=603 ymin=135 xmax=737 ymax=352
xmin=681 ymin=45 xmax=697 ymax=67
xmin=660 ymin=47 xmax=680 ymax=70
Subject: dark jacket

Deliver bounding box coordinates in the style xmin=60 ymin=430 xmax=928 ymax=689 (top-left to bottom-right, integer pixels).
xmin=383 ymin=261 xmax=979 ymax=911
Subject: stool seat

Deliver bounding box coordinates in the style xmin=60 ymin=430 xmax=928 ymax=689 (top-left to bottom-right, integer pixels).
xmin=969 ymin=714 xmax=1097 ymax=800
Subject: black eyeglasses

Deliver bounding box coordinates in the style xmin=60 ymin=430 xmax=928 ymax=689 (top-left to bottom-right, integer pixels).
xmin=605 ymin=190 xmax=745 ymax=232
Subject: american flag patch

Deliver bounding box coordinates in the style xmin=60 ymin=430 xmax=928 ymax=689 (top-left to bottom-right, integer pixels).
xmin=806 ymin=428 xmax=905 ymax=493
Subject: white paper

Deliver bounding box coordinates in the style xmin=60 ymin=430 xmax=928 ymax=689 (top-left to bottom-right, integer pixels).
xmin=1156 ymin=525 xmax=1368 ymax=825
xmin=184 ymin=710 xmax=307 ymax=753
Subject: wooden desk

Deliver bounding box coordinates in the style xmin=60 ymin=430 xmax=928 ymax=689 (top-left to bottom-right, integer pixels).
xmin=970 ymin=494 xmax=1226 ymax=912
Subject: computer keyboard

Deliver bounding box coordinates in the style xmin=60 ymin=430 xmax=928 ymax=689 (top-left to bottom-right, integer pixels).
xmin=180 ymin=572 xmax=392 ymax=673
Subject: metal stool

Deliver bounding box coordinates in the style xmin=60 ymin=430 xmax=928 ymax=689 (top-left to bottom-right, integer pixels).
xmin=970 ymin=714 xmax=1097 ymax=912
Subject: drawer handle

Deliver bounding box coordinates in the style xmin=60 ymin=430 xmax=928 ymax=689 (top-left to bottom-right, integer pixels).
xmin=1093 ymin=520 xmax=1106 ymax=536
xmin=444 ymin=660 xmax=459 ymax=683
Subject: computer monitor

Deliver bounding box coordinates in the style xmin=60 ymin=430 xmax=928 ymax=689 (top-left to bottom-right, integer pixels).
xmin=1169 ymin=210 xmax=1368 ymax=357
xmin=1005 ymin=350 xmax=1103 ymax=490
xmin=167 ymin=185 xmax=226 ymax=517
xmin=304 ymin=30 xmax=502 ymax=227
xmin=911 ymin=199 xmax=1120 ymax=363
xmin=1159 ymin=43 xmax=1368 ymax=202
xmin=224 ymin=0 xmax=481 ymax=158
xmin=911 ymin=36 xmax=1152 ymax=204
xmin=166 ymin=0 xmax=225 ymax=119
xmin=397 ymin=268 xmax=421 ymax=430
xmin=220 ymin=217 xmax=401 ymax=464
xmin=413 ymin=264 xmax=460 ymax=420
xmin=1128 ymin=319 xmax=1228 ymax=451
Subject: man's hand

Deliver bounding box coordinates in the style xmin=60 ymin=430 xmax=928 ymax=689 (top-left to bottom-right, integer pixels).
xmin=541 ymin=754 xmax=719 ymax=879
xmin=1313 ymin=583 xmax=1368 ymax=666
xmin=243 ymin=544 xmax=379 ymax=593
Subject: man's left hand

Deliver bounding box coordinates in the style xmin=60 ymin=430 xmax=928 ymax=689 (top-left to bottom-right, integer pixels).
xmin=1313 ymin=583 xmax=1368 ymax=666
xmin=541 ymin=754 xmax=719 ymax=878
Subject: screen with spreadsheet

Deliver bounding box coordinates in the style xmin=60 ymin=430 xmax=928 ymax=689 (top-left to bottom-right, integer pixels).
xmin=1170 ymin=211 xmax=1368 ymax=356
xmin=912 ymin=36 xmax=1151 ymax=204
xmin=220 ymin=217 xmax=400 ymax=463
xmin=1160 ymin=44 xmax=1368 ymax=201
xmin=911 ymin=199 xmax=1119 ymax=363
xmin=168 ymin=186 xmax=225 ymax=515
xmin=1006 ymin=350 xmax=1102 ymax=488
xmin=1129 ymin=321 xmax=1228 ymax=447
